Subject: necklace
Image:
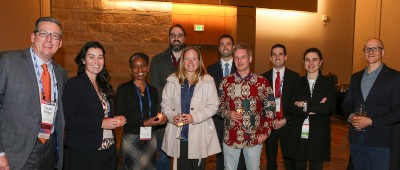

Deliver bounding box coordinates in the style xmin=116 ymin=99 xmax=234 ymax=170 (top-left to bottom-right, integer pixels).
xmin=134 ymin=80 xmax=146 ymax=97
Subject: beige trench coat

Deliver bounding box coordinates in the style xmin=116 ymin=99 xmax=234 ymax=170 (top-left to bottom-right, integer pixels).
xmin=161 ymin=74 xmax=221 ymax=167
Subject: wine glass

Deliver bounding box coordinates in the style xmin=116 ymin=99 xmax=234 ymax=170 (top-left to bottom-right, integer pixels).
xmin=176 ymin=113 xmax=184 ymax=140
xmin=354 ymin=104 xmax=367 ymax=131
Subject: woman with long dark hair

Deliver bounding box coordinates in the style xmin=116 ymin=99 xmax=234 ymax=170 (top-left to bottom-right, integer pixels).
xmin=285 ymin=48 xmax=335 ymax=170
xmin=63 ymin=41 xmax=126 ymax=169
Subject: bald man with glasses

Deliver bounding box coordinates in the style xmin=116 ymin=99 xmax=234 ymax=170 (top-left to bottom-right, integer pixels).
xmin=342 ymin=38 xmax=400 ymax=170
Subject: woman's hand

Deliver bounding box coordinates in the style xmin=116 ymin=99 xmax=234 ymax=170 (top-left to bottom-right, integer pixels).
xmin=144 ymin=115 xmax=166 ymax=127
xmin=102 ymin=117 xmax=119 ymax=130
xmin=180 ymin=114 xmax=193 ymax=125
xmin=114 ymin=115 xmax=127 ymax=127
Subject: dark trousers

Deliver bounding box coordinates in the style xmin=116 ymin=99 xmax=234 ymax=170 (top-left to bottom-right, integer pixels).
xmin=178 ymin=141 xmax=206 ymax=170
xmin=350 ymin=138 xmax=390 ymax=170
xmin=66 ymin=144 xmax=117 ymax=170
xmin=266 ymin=128 xmax=292 ymax=170
xmin=293 ymin=160 xmax=323 ymax=170
xmin=22 ymin=136 xmax=56 ymax=170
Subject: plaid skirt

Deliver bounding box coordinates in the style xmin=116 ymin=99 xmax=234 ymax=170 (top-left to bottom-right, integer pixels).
xmin=120 ymin=133 xmax=157 ymax=170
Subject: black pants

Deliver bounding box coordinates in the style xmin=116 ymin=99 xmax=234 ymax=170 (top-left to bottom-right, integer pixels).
xmin=266 ymin=128 xmax=292 ymax=170
xmin=66 ymin=144 xmax=117 ymax=170
xmin=178 ymin=141 xmax=206 ymax=170
xmin=294 ymin=160 xmax=323 ymax=170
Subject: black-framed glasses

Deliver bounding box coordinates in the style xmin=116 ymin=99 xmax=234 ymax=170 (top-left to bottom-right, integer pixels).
xmin=169 ymin=33 xmax=185 ymax=39
xmin=363 ymin=47 xmax=383 ymax=53
xmin=34 ymin=30 xmax=62 ymax=40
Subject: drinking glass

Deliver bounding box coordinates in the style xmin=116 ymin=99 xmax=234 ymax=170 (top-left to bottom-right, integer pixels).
xmin=354 ymin=104 xmax=367 ymax=131
xmin=176 ymin=113 xmax=184 ymax=140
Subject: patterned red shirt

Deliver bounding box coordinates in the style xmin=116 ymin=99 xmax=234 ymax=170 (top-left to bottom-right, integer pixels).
xmin=218 ymin=72 xmax=276 ymax=148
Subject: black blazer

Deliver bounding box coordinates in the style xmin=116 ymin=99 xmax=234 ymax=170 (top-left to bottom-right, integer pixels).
xmin=342 ymin=64 xmax=400 ymax=147
xmin=261 ymin=68 xmax=300 ymax=121
xmin=63 ymin=73 xmax=113 ymax=150
xmin=207 ymin=60 xmax=237 ymax=140
xmin=114 ymin=80 xmax=159 ymax=135
xmin=285 ymin=75 xmax=335 ymax=161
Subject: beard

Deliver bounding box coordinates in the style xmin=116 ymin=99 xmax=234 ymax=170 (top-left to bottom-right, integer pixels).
xmin=220 ymin=51 xmax=232 ymax=58
xmin=170 ymin=41 xmax=185 ymax=52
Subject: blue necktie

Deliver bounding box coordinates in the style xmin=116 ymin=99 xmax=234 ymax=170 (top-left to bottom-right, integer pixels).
xmin=224 ymin=63 xmax=230 ymax=77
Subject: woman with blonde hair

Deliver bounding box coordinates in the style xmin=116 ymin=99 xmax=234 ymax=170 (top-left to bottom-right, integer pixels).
xmin=161 ymin=46 xmax=221 ymax=170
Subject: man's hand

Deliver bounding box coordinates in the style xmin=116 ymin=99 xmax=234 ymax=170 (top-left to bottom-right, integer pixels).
xmin=0 ymin=156 xmax=10 ymax=170
xmin=258 ymin=134 xmax=268 ymax=143
xmin=274 ymin=119 xmax=287 ymax=129
xmin=228 ymin=110 xmax=243 ymax=124
xmin=351 ymin=116 xmax=372 ymax=130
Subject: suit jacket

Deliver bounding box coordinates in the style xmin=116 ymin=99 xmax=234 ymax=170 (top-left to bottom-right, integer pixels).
xmin=207 ymin=60 xmax=236 ymax=141
xmin=342 ymin=64 xmax=400 ymax=148
xmin=150 ymin=48 xmax=176 ymax=138
xmin=0 ymin=48 xmax=67 ymax=169
xmin=285 ymin=75 xmax=335 ymax=161
xmin=261 ymin=68 xmax=300 ymax=121
xmin=261 ymin=68 xmax=299 ymax=156
xmin=63 ymin=73 xmax=114 ymax=150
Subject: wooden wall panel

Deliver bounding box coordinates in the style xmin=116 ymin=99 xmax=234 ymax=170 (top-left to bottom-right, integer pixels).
xmin=168 ymin=0 xmax=220 ymax=5
xmin=172 ymin=4 xmax=235 ymax=46
xmin=264 ymin=0 xmax=317 ymax=12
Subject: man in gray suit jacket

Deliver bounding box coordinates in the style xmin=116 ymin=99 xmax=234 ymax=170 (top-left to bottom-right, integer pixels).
xmin=149 ymin=24 xmax=186 ymax=170
xmin=0 ymin=17 xmax=67 ymax=170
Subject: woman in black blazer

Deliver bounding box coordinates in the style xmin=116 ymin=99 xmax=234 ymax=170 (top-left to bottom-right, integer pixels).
xmin=115 ymin=53 xmax=167 ymax=169
xmin=285 ymin=48 xmax=335 ymax=170
xmin=63 ymin=42 xmax=126 ymax=170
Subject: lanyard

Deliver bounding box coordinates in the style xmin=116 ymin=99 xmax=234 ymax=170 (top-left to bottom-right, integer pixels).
xmin=135 ymin=83 xmax=152 ymax=121
xmin=30 ymin=48 xmax=58 ymax=102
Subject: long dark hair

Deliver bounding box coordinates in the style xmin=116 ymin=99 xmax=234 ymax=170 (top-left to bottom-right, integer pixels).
xmin=75 ymin=41 xmax=114 ymax=99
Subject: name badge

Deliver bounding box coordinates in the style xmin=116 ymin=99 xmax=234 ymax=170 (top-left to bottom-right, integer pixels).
xmin=301 ymin=117 xmax=309 ymax=139
xmin=275 ymin=97 xmax=281 ymax=112
xmin=103 ymin=129 xmax=114 ymax=138
xmin=140 ymin=127 xmax=152 ymax=140
xmin=41 ymin=101 xmax=56 ymax=125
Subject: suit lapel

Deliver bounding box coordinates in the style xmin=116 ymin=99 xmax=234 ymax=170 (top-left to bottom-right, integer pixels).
xmin=21 ymin=49 xmax=41 ymax=106
xmin=83 ymin=73 xmax=104 ymax=116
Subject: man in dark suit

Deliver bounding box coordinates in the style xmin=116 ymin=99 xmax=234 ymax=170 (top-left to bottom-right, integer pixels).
xmin=149 ymin=24 xmax=186 ymax=170
xmin=342 ymin=38 xmax=400 ymax=170
xmin=208 ymin=34 xmax=243 ymax=170
xmin=0 ymin=17 xmax=67 ymax=170
xmin=261 ymin=44 xmax=299 ymax=170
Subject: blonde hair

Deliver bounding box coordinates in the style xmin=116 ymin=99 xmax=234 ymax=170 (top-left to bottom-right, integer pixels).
xmin=175 ymin=46 xmax=207 ymax=85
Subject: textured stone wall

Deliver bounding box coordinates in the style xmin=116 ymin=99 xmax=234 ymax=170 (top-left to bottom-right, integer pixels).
xmin=52 ymin=0 xmax=172 ymax=88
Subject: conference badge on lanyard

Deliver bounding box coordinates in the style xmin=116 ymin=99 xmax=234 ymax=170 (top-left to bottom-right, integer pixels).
xmin=140 ymin=127 xmax=152 ymax=140
xmin=39 ymin=101 xmax=56 ymax=139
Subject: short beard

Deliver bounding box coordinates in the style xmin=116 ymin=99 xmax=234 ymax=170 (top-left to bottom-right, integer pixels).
xmin=220 ymin=52 xmax=232 ymax=58
xmin=170 ymin=43 xmax=185 ymax=52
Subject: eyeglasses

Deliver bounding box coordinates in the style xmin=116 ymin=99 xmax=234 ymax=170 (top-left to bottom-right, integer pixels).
xmin=169 ymin=33 xmax=185 ymax=39
xmin=34 ymin=30 xmax=62 ymax=40
xmin=363 ymin=47 xmax=383 ymax=53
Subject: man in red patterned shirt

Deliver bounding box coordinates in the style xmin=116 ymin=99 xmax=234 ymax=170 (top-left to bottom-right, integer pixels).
xmin=217 ymin=43 xmax=276 ymax=170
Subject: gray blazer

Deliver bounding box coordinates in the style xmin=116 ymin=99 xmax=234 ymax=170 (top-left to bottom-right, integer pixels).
xmin=0 ymin=48 xmax=67 ymax=169
xmin=149 ymin=48 xmax=176 ymax=139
